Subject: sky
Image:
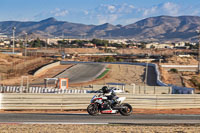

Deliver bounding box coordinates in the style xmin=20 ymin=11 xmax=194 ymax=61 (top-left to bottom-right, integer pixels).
xmin=1 ymin=0 xmax=200 ymax=25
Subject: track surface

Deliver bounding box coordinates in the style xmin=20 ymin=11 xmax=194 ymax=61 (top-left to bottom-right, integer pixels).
xmin=0 ymin=113 xmax=200 ymax=124
xmin=55 ymin=64 xmax=106 ymax=84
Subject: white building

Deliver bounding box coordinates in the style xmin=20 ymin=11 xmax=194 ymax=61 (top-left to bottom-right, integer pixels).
xmin=108 ymin=39 xmax=128 ymax=44
xmin=0 ymin=33 xmax=8 ymax=40
xmin=146 ymin=43 xmax=174 ymax=49
xmin=175 ymin=42 xmax=186 ymax=47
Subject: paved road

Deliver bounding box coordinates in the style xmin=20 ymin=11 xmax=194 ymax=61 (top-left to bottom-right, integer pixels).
xmin=146 ymin=66 xmax=158 ymax=86
xmin=55 ymin=64 xmax=106 ymax=84
xmin=0 ymin=113 xmax=200 ymax=125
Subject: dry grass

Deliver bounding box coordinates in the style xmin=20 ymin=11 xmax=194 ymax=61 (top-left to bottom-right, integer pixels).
xmin=0 ymin=53 xmax=53 ymax=85
xmin=164 ymin=56 xmax=198 ymax=65
xmin=0 ymin=124 xmax=199 ymax=133
xmin=64 ymin=48 xmax=103 ymax=54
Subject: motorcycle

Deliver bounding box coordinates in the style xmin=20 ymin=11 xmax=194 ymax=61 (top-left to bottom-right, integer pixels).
xmin=87 ymin=93 xmax=132 ymax=116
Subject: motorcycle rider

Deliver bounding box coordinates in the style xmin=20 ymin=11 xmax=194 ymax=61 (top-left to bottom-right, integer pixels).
xmin=101 ymin=86 xmax=119 ymax=107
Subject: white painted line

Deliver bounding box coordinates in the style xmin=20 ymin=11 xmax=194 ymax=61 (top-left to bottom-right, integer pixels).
xmin=160 ymin=65 xmax=198 ymax=68
xmin=0 ymin=122 xmax=109 ymax=125
xmin=0 ymin=93 xmax=2 ymax=109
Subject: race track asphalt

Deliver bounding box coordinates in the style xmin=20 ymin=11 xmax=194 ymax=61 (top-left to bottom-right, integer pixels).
xmin=55 ymin=64 xmax=106 ymax=84
xmin=0 ymin=113 xmax=200 ymax=125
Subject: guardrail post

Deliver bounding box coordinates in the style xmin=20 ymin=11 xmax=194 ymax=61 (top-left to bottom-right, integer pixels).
xmin=131 ymin=83 xmax=135 ymax=95
xmin=168 ymin=87 xmax=171 ymax=94
xmin=21 ymin=76 xmax=29 ymax=93
xmin=139 ymin=86 xmax=141 ymax=94
xmin=156 ymin=95 xmax=158 ymax=109
xmin=61 ymin=94 xmax=63 ymax=111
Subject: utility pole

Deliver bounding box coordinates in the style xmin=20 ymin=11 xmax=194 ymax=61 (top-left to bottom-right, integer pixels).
xmin=144 ymin=62 xmax=148 ymax=94
xmin=12 ymin=27 xmax=16 ymax=54
xmin=196 ymin=30 xmax=200 ymax=74
xmin=24 ymin=32 xmax=28 ymax=67
xmin=25 ymin=32 xmax=28 ymax=57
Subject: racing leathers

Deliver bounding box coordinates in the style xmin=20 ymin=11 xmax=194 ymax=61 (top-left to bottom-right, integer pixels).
xmin=103 ymin=89 xmax=119 ymax=107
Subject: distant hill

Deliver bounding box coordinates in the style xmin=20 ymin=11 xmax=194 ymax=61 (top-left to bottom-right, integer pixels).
xmin=0 ymin=16 xmax=200 ymax=42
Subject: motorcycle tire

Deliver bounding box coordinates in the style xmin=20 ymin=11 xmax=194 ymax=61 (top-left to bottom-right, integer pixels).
xmin=87 ymin=104 xmax=99 ymax=116
xmin=119 ymin=103 xmax=132 ymax=116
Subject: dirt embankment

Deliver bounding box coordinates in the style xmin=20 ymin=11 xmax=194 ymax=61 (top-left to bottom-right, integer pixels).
xmin=159 ymin=56 xmax=200 ymax=92
xmin=0 ymin=53 xmax=53 ymax=86
xmin=116 ymin=48 xmax=192 ymax=56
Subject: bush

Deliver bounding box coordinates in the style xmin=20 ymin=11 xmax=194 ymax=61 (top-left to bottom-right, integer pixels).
xmin=169 ymin=68 xmax=178 ymax=73
xmin=190 ymin=76 xmax=200 ymax=90
xmin=96 ymin=56 xmax=116 ymax=62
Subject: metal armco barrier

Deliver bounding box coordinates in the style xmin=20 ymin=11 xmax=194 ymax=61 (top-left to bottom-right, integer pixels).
xmin=0 ymin=94 xmax=200 ymax=110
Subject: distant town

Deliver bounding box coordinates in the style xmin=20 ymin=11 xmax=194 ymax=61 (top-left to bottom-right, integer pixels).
xmin=0 ymin=32 xmax=199 ymax=50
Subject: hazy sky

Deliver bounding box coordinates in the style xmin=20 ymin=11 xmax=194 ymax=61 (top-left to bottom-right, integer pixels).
xmin=1 ymin=0 xmax=200 ymax=25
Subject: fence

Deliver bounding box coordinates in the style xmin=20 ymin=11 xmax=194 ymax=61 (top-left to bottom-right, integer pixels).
xmin=91 ymin=85 xmax=172 ymax=94
xmin=0 ymin=85 xmax=171 ymax=94
xmin=0 ymin=86 xmax=87 ymax=94
xmin=0 ymin=94 xmax=199 ymax=110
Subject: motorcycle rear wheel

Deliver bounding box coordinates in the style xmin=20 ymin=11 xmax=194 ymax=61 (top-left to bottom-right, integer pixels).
xmin=119 ymin=103 xmax=132 ymax=116
xmin=87 ymin=104 xmax=99 ymax=116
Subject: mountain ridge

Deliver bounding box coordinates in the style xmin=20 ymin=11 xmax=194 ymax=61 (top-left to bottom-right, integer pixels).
xmin=0 ymin=16 xmax=200 ymax=42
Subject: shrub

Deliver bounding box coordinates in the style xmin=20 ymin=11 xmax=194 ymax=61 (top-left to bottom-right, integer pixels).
xmin=169 ymin=68 xmax=178 ymax=73
xmin=190 ymin=76 xmax=200 ymax=90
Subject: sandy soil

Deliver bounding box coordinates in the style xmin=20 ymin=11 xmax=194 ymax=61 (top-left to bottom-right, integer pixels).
xmin=116 ymin=48 xmax=192 ymax=56
xmin=162 ymin=56 xmax=198 ymax=65
xmin=159 ymin=56 xmax=200 ymax=92
xmin=0 ymin=124 xmax=199 ymax=133
xmin=160 ymin=67 xmax=183 ymax=87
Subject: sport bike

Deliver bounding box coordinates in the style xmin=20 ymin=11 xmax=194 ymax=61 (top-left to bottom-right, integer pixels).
xmin=87 ymin=93 xmax=132 ymax=116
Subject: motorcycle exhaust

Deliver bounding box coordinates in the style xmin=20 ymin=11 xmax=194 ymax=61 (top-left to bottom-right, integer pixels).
xmin=112 ymin=106 xmax=126 ymax=110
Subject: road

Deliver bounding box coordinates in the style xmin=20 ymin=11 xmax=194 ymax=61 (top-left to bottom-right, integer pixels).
xmin=0 ymin=113 xmax=200 ymax=125
xmin=146 ymin=66 xmax=158 ymax=86
xmin=60 ymin=61 xmax=158 ymax=86
xmin=55 ymin=64 xmax=106 ymax=84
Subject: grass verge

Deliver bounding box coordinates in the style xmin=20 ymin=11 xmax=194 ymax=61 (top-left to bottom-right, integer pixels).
xmin=96 ymin=68 xmax=110 ymax=79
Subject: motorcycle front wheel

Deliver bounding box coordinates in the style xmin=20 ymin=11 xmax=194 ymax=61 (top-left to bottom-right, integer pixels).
xmin=119 ymin=103 xmax=132 ymax=116
xmin=87 ymin=104 xmax=99 ymax=116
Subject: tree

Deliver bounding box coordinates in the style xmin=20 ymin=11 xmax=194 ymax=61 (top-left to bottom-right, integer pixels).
xmin=150 ymin=45 xmax=155 ymax=49
xmin=30 ymin=38 xmax=46 ymax=48
xmin=91 ymin=39 xmax=109 ymax=46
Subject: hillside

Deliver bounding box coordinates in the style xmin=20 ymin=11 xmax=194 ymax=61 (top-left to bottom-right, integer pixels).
xmin=0 ymin=16 xmax=200 ymax=41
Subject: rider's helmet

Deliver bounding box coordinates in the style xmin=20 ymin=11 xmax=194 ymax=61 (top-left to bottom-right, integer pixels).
xmin=102 ymin=86 xmax=109 ymax=93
